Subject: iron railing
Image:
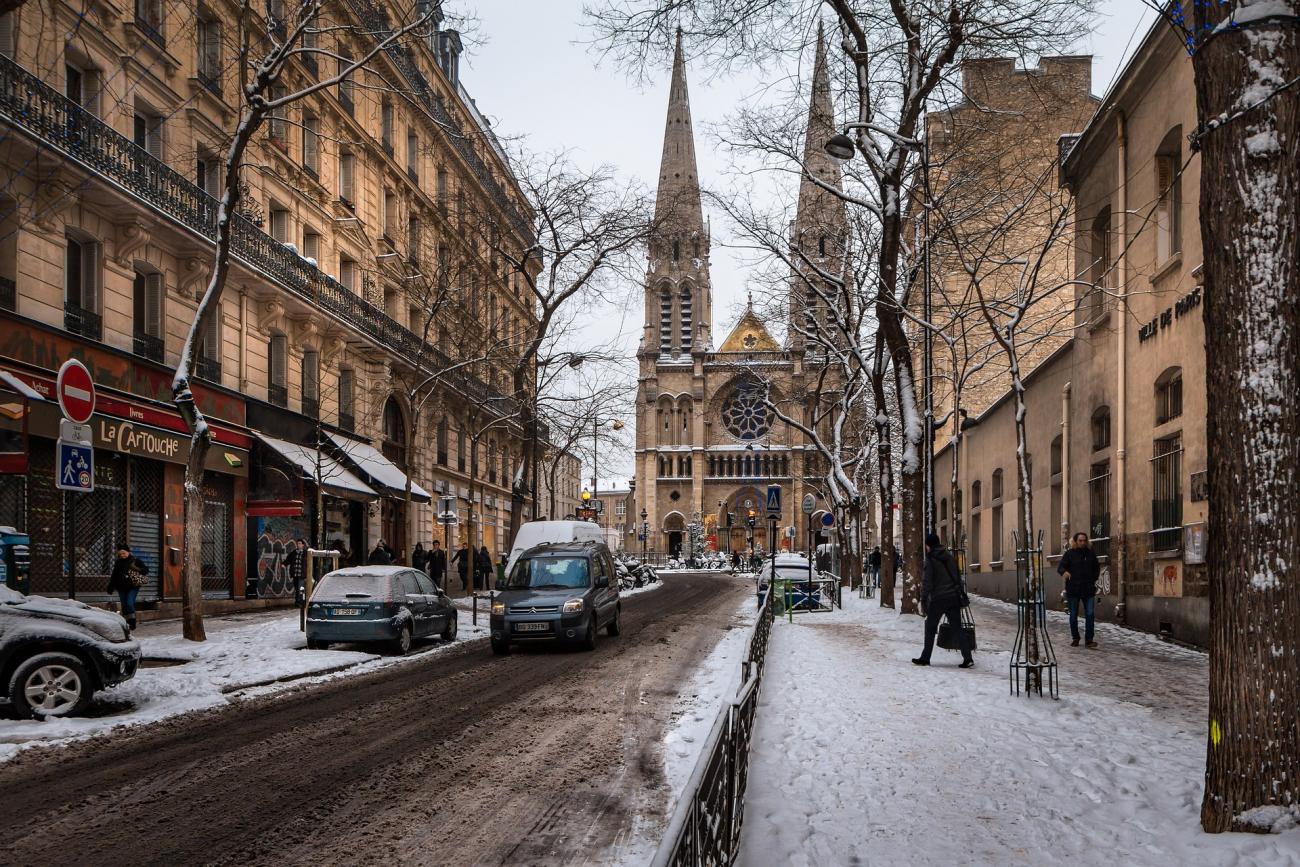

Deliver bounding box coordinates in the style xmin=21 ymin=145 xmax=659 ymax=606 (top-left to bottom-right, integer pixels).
xmin=196 ymin=355 xmax=222 ymax=383
xmin=64 ymin=301 xmax=101 ymax=340
xmin=0 ymin=53 xmax=517 ymax=419
xmin=268 ymin=383 xmax=288 ymax=407
xmin=0 ymin=276 xmax=14 ymax=310
xmin=132 ymin=331 xmax=164 ymax=362
xmin=652 ymin=587 xmax=774 ymax=866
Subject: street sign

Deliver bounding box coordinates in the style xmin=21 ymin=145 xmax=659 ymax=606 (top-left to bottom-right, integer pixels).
xmin=59 ymin=419 xmax=92 ymax=445
xmin=592 ymin=500 xmax=604 ymax=513
xmin=436 ymin=495 xmax=458 ymax=524
xmin=56 ymin=359 xmax=95 ymax=424
xmin=821 ymin=512 xmax=835 ymax=528
xmin=785 ymin=526 xmax=796 ymax=538
xmin=765 ymin=485 xmax=782 ymax=517
xmin=56 ymin=439 xmax=94 ymax=492
xmin=801 ymin=493 xmax=816 ymax=515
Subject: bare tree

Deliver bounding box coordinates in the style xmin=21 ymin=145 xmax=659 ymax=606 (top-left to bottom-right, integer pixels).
xmin=172 ymin=1 xmax=446 ymax=639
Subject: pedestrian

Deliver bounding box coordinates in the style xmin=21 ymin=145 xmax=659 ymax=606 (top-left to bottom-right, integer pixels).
xmin=452 ymin=544 xmax=470 ymax=591
xmin=731 ymin=550 xmax=741 ymax=571
xmin=412 ymin=542 xmax=428 ymax=573
xmin=869 ymin=546 xmax=882 ymax=588
xmin=331 ymin=538 xmax=351 ymax=568
xmin=368 ymin=540 xmax=393 ymax=566
xmin=107 ymin=543 xmax=148 ymax=631
xmin=286 ymin=538 xmax=308 ymax=605
xmin=426 ymin=539 xmax=447 ymax=588
xmin=475 ymin=545 xmax=492 ymax=592
xmin=1058 ymin=532 xmax=1101 ymax=648
xmin=913 ymin=533 xmax=974 ymax=668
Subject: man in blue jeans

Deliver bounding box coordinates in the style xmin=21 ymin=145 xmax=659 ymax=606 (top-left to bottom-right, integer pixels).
xmin=1057 ymin=532 xmax=1101 ymax=647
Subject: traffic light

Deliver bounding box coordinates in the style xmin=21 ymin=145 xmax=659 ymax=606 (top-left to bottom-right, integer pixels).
xmin=727 ymin=511 xmax=735 ymax=528
xmin=746 ymin=509 xmax=756 ymax=528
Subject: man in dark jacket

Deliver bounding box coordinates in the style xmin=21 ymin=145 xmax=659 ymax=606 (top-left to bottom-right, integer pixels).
xmin=426 ymin=539 xmax=447 ymax=588
xmin=1057 ymin=532 xmax=1101 ymax=647
xmin=286 ymin=538 xmax=307 ymax=606
xmin=913 ymin=533 xmax=973 ymax=668
xmin=869 ymin=546 xmax=882 ymax=588
xmin=475 ymin=545 xmax=493 ymax=592
xmin=367 ymin=540 xmax=393 ymax=566
xmin=452 ymin=544 xmax=470 ymax=591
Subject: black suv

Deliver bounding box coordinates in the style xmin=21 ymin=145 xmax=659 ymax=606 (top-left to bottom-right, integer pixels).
xmin=1 ymin=586 xmax=141 ymax=719
xmin=489 ymin=541 xmax=621 ymax=655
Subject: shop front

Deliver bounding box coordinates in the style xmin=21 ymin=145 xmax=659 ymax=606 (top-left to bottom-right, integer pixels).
xmin=325 ymin=431 xmax=431 ymax=564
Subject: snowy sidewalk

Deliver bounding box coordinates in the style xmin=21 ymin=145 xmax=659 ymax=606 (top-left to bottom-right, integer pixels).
xmin=736 ymin=594 xmax=1300 ymax=867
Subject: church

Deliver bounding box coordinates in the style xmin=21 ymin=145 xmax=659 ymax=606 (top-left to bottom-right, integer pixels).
xmin=633 ymin=30 xmax=847 ymax=558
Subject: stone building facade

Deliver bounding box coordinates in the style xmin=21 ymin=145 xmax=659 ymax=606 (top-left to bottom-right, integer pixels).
xmin=633 ymin=33 xmax=842 ymax=558
xmin=933 ymin=19 xmax=1209 ymax=646
xmin=924 ymin=56 xmax=1099 ymax=440
xmin=0 ymin=1 xmax=537 ymax=609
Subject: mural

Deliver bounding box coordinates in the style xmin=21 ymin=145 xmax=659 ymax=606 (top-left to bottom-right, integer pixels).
xmin=253 ymin=515 xmax=309 ymax=598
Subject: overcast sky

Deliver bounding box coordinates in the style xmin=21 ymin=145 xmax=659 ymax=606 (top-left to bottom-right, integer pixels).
xmin=459 ymin=2 xmax=1158 ymax=482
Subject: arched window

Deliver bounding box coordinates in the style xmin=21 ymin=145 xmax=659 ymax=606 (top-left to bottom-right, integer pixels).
xmin=672 ymin=239 xmax=680 ymax=261
xmin=1156 ymin=367 xmax=1183 ymax=424
xmin=1088 ymin=206 xmax=1112 ymax=320
xmin=679 ymin=286 xmax=693 ymax=352
xmin=382 ymin=397 xmax=407 ymax=466
xmin=971 ymin=480 xmax=982 ymax=508
xmin=1155 ymin=127 xmax=1183 ymax=263
xmin=991 ymin=469 xmax=1004 ymax=501
xmin=1091 ymin=406 xmax=1111 ymax=451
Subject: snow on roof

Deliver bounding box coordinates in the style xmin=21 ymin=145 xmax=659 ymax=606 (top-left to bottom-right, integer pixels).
xmin=325 ymin=432 xmax=433 ymax=501
xmin=0 ymin=371 xmax=44 ymax=400
xmin=256 ymin=434 xmax=377 ymax=498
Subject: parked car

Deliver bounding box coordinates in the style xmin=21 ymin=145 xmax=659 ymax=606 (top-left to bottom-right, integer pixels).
xmin=1 ymin=585 xmax=140 ymax=720
xmin=504 ymin=520 xmax=605 ymax=578
xmin=490 ymin=541 xmax=620 ymax=656
xmin=306 ymin=566 xmax=458 ymax=654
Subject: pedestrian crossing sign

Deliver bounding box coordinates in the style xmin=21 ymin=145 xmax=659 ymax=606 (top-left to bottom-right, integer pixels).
xmin=765 ymin=485 xmax=782 ymax=517
xmin=56 ymin=439 xmax=94 ymax=492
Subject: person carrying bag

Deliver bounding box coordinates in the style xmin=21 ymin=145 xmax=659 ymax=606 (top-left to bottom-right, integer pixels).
xmin=913 ymin=533 xmax=975 ymax=668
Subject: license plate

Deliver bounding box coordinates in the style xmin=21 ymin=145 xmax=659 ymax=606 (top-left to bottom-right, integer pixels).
xmin=331 ymin=608 xmax=362 ymax=616
xmin=515 ymin=622 xmax=549 ymax=633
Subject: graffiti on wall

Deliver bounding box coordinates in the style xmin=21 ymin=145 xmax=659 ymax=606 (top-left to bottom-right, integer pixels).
xmin=254 ymin=515 xmax=309 ymax=598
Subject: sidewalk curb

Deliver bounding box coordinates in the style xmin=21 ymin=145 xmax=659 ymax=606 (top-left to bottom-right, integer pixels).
xmin=219 ymin=660 xmax=369 ymax=694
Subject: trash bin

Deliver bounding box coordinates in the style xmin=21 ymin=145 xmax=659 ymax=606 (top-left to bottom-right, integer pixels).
xmin=0 ymin=526 xmax=31 ymax=594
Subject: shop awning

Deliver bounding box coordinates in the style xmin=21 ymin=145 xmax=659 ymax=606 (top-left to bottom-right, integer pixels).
xmin=257 ymin=434 xmax=378 ymax=501
xmin=326 ymin=432 xmax=432 ymax=503
xmin=0 ymin=371 xmax=45 ymax=401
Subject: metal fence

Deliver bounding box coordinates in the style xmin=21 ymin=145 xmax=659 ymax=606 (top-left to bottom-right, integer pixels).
xmin=651 ymin=587 xmax=774 ymax=867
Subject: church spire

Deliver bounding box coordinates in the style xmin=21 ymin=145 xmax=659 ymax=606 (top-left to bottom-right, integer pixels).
xmin=654 ymin=29 xmax=706 ymax=235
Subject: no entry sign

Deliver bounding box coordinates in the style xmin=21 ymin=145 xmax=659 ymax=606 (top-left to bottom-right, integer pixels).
xmin=56 ymin=359 xmax=96 ymax=424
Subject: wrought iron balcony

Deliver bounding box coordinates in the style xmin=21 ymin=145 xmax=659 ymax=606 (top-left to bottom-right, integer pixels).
xmin=133 ymin=331 xmax=164 ymax=363
xmin=268 ymin=383 xmax=288 ymax=408
xmin=197 ymin=70 xmax=222 ymax=98
xmin=339 ymin=411 xmax=355 ymax=433
xmin=0 ymin=276 xmax=14 ymax=311
xmin=64 ymin=302 xmax=102 ymax=340
xmin=134 ymin=15 xmax=166 ymax=49
xmin=196 ymin=355 xmax=222 ymax=383
xmin=0 ymin=54 xmax=519 ymax=420
xmin=302 ymin=397 xmax=320 ymax=419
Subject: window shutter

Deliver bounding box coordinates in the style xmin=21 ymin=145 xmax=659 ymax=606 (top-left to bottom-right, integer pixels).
xmin=339 ymin=153 xmax=354 ymax=201
xmin=145 ymin=272 xmax=163 ymax=337
xmin=303 ymin=118 xmax=319 ymax=174
xmin=303 ymin=351 xmax=319 ymax=401
xmin=147 ymin=119 xmax=162 ymax=159
xmin=339 ymin=368 xmax=354 ymax=416
xmin=203 ymin=307 xmax=220 ymax=360
xmin=0 ymin=13 xmax=14 ymax=59
xmin=81 ymin=240 xmax=98 ymax=311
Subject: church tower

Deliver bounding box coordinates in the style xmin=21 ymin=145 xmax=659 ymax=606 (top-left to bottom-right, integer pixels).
xmin=788 ymin=24 xmax=847 ymax=351
xmin=640 ymin=30 xmax=712 ymax=360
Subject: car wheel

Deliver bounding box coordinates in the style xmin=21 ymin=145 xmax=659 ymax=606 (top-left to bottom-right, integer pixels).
xmin=306 ymin=638 xmax=330 ymax=650
xmin=391 ymin=624 xmax=412 ymax=656
xmin=491 ymin=638 xmax=510 ymax=656
xmin=580 ymin=614 xmax=597 ymax=651
xmin=10 ymin=652 xmax=94 ymax=720
xmin=605 ymin=605 xmax=622 ymax=637
xmin=441 ymin=611 xmax=458 ymax=642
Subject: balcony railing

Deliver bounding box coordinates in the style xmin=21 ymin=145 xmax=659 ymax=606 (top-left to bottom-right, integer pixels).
xmin=133 ymin=331 xmax=164 ymax=362
xmin=197 ymin=70 xmax=222 ymax=98
xmin=302 ymin=397 xmax=319 ymax=419
xmin=0 ymin=54 xmax=518 ymax=420
xmin=134 ymin=15 xmax=166 ymax=49
xmin=339 ymin=411 xmax=355 ymax=433
xmin=268 ymin=383 xmax=288 ymax=407
xmin=0 ymin=276 xmax=14 ymax=310
xmin=64 ymin=302 xmax=102 ymax=340
xmin=196 ymin=355 xmax=222 ymax=383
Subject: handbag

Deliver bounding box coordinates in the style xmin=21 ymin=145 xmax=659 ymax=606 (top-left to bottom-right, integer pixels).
xmin=127 ymin=562 xmax=149 ymax=588
xmin=937 ymin=606 xmax=977 ymax=652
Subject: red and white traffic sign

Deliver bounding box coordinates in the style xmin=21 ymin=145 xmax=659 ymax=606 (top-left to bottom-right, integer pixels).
xmin=56 ymin=359 xmax=96 ymax=424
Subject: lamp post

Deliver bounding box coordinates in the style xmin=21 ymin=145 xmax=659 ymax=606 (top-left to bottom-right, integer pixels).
xmin=640 ymin=507 xmax=648 ymax=560
xmin=527 ymin=352 xmax=587 ymax=520
xmin=590 ymin=415 xmax=624 ymax=509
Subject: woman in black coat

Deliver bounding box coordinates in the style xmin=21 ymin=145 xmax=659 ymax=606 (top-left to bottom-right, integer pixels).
xmin=451 ymin=545 xmax=470 ymax=591
xmin=475 ymin=546 xmax=493 ymax=592
xmin=107 ymin=544 xmax=147 ymax=631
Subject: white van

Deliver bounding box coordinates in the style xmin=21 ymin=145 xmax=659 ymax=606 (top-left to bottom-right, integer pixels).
xmin=504 ymin=520 xmax=605 ymax=578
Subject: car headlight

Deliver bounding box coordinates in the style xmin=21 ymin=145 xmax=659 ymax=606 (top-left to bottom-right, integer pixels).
xmin=491 ymin=601 xmax=506 ymax=615
xmin=89 ymin=618 xmax=129 ymax=643
xmin=562 ymin=598 xmax=584 ymax=613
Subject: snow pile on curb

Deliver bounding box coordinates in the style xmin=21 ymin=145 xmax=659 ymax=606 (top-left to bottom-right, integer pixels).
xmin=736 ymin=593 xmax=1300 ymax=867
xmin=0 ymin=612 xmax=487 ymax=762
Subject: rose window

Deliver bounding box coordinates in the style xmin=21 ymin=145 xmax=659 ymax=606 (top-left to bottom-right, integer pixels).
xmin=721 ymin=381 xmax=771 ymax=440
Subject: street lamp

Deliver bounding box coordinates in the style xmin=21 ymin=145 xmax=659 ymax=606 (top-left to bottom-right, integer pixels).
xmin=640 ymin=507 xmax=648 ymax=560
xmin=590 ymin=416 xmax=624 ymax=496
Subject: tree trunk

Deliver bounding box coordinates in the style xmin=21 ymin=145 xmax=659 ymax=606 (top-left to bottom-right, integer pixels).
xmin=1193 ymin=7 xmax=1300 ymax=833
xmin=179 ymin=436 xmax=209 ymax=642
xmin=1013 ymin=382 xmax=1040 ymax=692
xmin=894 ymin=359 xmax=924 ymax=615
xmin=873 ymin=362 xmax=896 ymax=608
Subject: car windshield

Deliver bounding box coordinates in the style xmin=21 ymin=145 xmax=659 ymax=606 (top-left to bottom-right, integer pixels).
xmin=506 ymin=556 xmax=590 ymax=590
xmin=313 ymin=573 xmax=391 ymax=601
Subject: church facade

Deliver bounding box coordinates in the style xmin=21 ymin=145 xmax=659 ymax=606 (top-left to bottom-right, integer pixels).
xmin=633 ymin=32 xmax=845 ymax=558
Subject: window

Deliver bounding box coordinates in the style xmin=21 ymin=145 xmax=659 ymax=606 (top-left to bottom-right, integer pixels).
xmin=407 ymin=128 xmax=419 ymax=178
xmin=383 ymin=398 xmax=407 ymax=467
xmin=1089 ymin=460 xmax=1111 ymax=561
xmin=381 ymin=101 xmax=394 ymax=153
xmin=267 ymin=84 xmax=288 ymax=144
xmin=268 ymin=334 xmax=288 ymax=406
xmin=0 ymin=12 xmax=14 ymax=58
xmin=1088 ymin=206 xmax=1111 ymax=319
xmin=338 ymin=367 xmax=354 ymax=430
xmin=436 ymin=418 xmax=448 ymax=465
xmin=197 ymin=16 xmax=221 ymax=92
xmin=302 ymin=114 xmax=320 ymax=177
xmin=1155 ymin=130 xmax=1182 ymax=263
xmin=383 ymin=190 xmax=398 ymax=241
xmin=969 ymin=512 xmax=981 ymax=569
xmin=437 ymin=168 xmax=448 ymax=212
xmin=991 ymin=469 xmax=1003 ymax=501
xmin=339 ymin=151 xmax=355 ymax=204
xmin=302 ymin=230 xmax=321 ymax=265
xmin=133 ymin=109 xmax=163 ymax=159
xmin=971 ymin=480 xmax=981 ymax=509
xmin=407 ymin=216 xmax=421 ymax=263
xmin=616 ymin=500 xmax=627 ymax=518
xmin=488 ymin=440 xmax=497 ymax=484
xmin=1151 ymin=434 xmax=1183 ymax=551
xmin=672 ymin=240 xmax=680 ymax=261
xmin=1156 ymin=368 xmax=1183 ymax=424
xmin=302 ymin=349 xmax=320 ymax=417
xmin=65 ymin=62 xmax=99 ymax=114
xmin=197 ymin=154 xmax=220 ymax=198
xmin=198 ymin=308 xmax=221 ymax=380
xmin=269 ymin=205 xmax=289 ymax=243
xmin=1091 ymin=406 xmax=1111 ymax=451
xmin=679 ymin=286 xmax=692 ymax=352
xmin=135 ymin=0 xmax=164 ymax=45
xmin=64 ymin=232 xmax=99 ymax=337
xmin=132 ymin=269 xmax=164 ymax=360
xmin=339 ymin=255 xmax=357 ymax=291
xmin=659 ymin=288 xmax=672 ymax=352
xmin=337 ymin=49 xmax=354 ymax=112
xmin=991 ymin=468 xmax=1004 ymax=565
